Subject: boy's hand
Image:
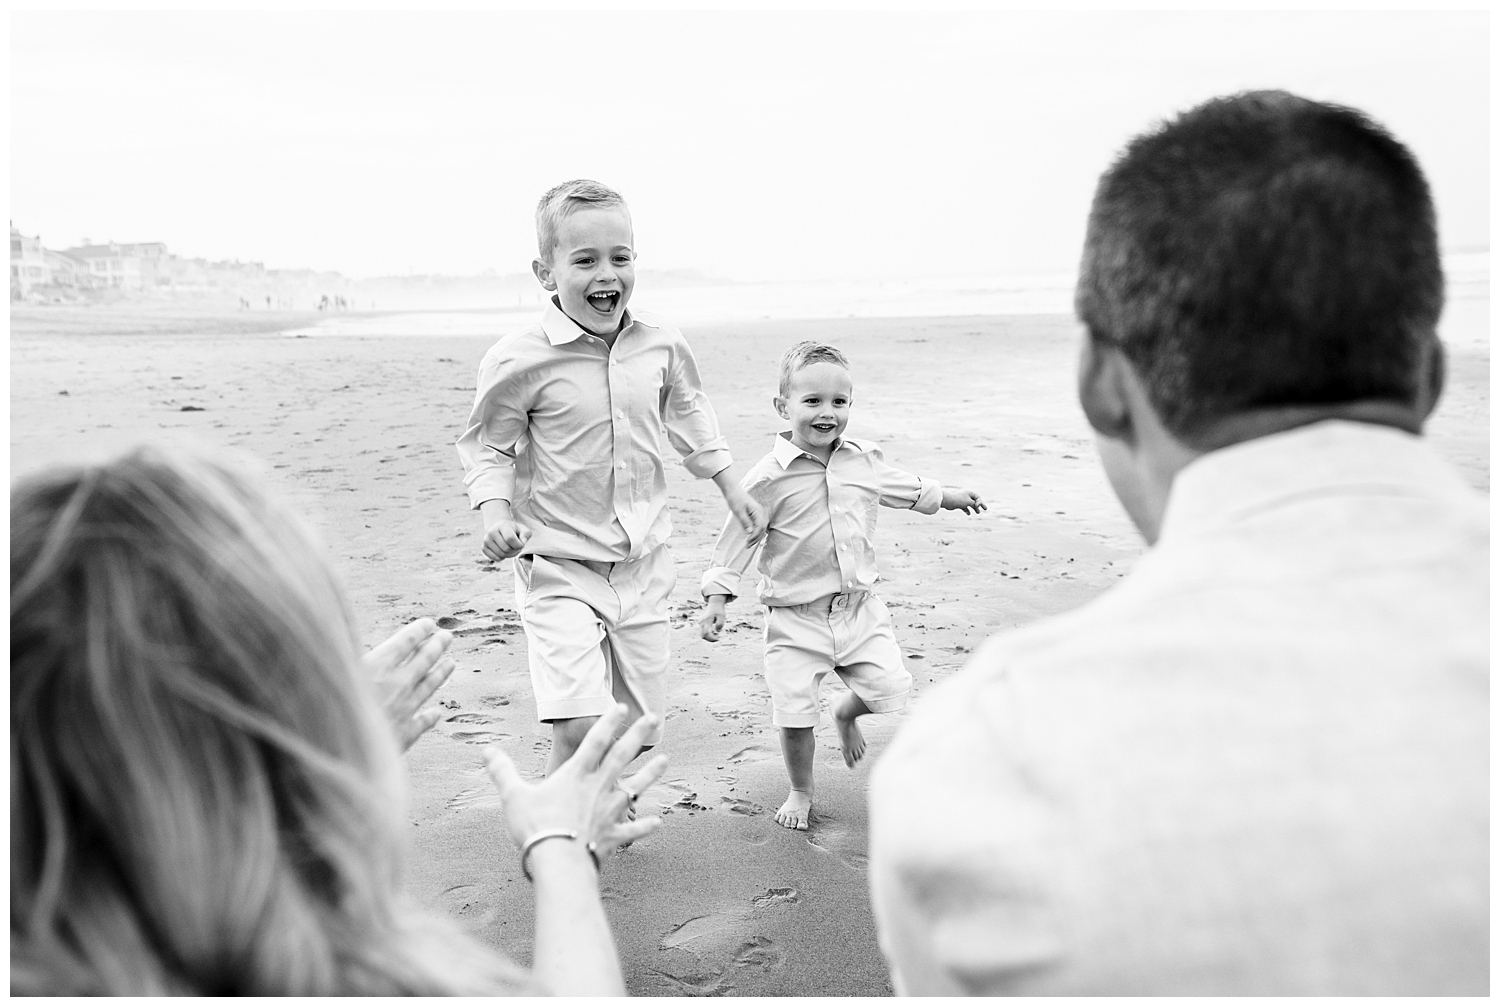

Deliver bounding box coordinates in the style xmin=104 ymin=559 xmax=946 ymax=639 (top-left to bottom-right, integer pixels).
xmin=726 ymin=487 xmax=767 ymax=543
xmin=481 ymin=500 xmax=533 ymax=561
xmin=483 ymin=517 xmax=532 ymax=560
xmin=699 ymin=596 xmax=728 ymax=642
xmin=941 ymin=488 xmax=987 ymax=515
xmin=711 ymin=467 xmax=767 ymax=544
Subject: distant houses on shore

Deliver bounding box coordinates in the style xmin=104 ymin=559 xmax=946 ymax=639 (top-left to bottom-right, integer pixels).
xmin=9 ymin=223 xmax=347 ymax=306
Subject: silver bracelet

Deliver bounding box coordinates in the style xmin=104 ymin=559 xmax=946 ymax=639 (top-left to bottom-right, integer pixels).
xmin=517 ymin=829 xmax=602 ymax=881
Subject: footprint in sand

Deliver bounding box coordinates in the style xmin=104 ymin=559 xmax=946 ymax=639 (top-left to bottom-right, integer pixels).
xmin=659 ymin=912 xmax=743 ymax=951
xmin=733 ymin=936 xmax=786 ymax=971
xmin=750 ymin=886 xmax=799 ymax=907
xmin=446 ymin=785 xmax=502 ymax=811
xmin=450 ymin=730 xmax=512 ymax=745
xmin=446 ymin=712 xmax=499 ymax=725
xmin=479 ymin=694 xmax=511 ymax=707
xmin=803 ymin=820 xmax=869 ymax=872
xmin=719 ymin=796 xmax=762 ymax=816
xmin=728 ymin=744 xmax=774 ymax=765
xmin=646 ymin=965 xmax=732 ymax=997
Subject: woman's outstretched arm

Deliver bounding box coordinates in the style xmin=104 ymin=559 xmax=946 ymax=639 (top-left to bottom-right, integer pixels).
xmin=485 ymin=705 xmax=667 ymax=996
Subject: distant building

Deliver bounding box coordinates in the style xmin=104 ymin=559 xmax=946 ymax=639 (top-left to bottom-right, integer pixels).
xmin=43 ymin=249 xmax=90 ymax=289
xmin=10 ymin=225 xmax=48 ymax=299
xmin=62 ymin=241 xmax=168 ymax=290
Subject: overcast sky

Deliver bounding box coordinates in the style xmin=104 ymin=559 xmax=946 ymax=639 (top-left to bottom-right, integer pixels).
xmin=10 ymin=10 xmax=1489 ymax=282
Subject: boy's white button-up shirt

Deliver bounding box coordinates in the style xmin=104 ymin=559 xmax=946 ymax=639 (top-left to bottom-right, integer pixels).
xmin=701 ymin=432 xmax=942 ymax=606
xmin=868 ymin=421 xmax=1488 ymax=995
xmin=456 ymin=301 xmax=733 ymax=562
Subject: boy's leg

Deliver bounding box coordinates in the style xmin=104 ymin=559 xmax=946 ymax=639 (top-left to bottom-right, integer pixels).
xmin=832 ymin=690 xmax=874 ymax=767
xmin=830 ymin=593 xmax=913 ymax=767
xmin=777 ymin=726 xmax=816 ymax=830
xmin=547 ymin=715 xmax=600 ymax=775
xmin=764 ymin=603 xmax=833 ymax=831
xmin=514 ymin=556 xmax=626 ymax=771
xmin=594 ymin=546 xmax=675 ymax=751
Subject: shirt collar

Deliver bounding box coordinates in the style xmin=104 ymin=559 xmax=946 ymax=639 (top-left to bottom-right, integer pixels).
xmin=540 ymin=296 xmax=644 ymax=346
xmin=772 ymin=431 xmax=866 ymax=469
xmin=1160 ymin=420 xmax=1475 ymax=540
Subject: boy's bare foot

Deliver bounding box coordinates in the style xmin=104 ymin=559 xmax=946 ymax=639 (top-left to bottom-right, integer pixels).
xmin=834 ymin=707 xmax=867 ymax=767
xmin=775 ymin=789 xmax=813 ymax=830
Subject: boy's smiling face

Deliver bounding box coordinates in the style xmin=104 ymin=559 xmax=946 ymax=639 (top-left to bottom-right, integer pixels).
xmin=776 ymin=361 xmax=853 ymax=460
xmin=532 ymin=206 xmax=636 ymax=337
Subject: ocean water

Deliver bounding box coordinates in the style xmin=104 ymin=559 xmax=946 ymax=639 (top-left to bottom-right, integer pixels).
xmin=285 ymin=254 xmax=1488 ymax=346
xmin=282 ymin=272 xmax=1079 ymax=338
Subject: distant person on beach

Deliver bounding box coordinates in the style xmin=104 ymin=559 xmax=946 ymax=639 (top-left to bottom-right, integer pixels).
xmin=456 ymin=179 xmax=767 ymax=774
xmin=698 ymin=341 xmax=985 ymax=830
xmin=868 ymin=90 xmax=1487 ymax=995
xmin=11 ymin=446 xmax=666 ymax=995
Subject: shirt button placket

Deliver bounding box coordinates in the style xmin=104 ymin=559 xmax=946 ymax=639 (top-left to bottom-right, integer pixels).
xmin=609 ymin=351 xmax=631 ymax=532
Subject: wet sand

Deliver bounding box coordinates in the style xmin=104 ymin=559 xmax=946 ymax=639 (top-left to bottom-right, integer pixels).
xmin=9 ymin=304 xmax=1488 ymax=995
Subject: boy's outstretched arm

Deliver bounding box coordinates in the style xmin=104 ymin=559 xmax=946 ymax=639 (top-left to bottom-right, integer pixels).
xmin=700 ymin=484 xmax=763 ymax=641
xmin=940 ymin=488 xmax=987 ymax=515
xmin=712 ymin=465 xmax=767 ymax=543
xmin=700 ymin=594 xmax=729 ymax=642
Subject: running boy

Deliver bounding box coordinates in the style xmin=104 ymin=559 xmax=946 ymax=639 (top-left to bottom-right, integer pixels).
xmin=457 ymin=179 xmax=765 ymax=774
xmin=698 ymin=341 xmax=984 ymax=830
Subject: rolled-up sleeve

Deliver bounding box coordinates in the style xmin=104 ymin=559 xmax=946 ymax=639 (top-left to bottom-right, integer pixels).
xmin=701 ymin=489 xmax=761 ymax=600
xmin=456 ymin=350 xmax=530 ymax=510
xmin=662 ymin=339 xmax=733 ymax=479
xmin=871 ymin=447 xmax=943 ymax=514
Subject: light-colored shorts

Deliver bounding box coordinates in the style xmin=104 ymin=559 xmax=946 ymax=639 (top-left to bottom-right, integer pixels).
xmin=762 ymin=591 xmax=912 ymax=729
xmin=513 ymin=546 xmax=676 ymax=745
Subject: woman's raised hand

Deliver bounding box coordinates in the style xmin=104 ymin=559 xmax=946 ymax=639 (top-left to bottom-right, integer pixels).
xmin=484 ymin=705 xmax=667 ymax=867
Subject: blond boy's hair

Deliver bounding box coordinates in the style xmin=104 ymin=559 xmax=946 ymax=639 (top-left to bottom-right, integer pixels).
xmin=779 ymin=341 xmax=851 ymax=397
xmin=534 ymin=179 xmax=627 ymax=261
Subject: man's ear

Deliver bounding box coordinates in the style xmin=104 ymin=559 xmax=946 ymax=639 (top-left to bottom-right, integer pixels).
xmin=531 ymin=257 xmax=557 ymax=291
xmin=1418 ymin=336 xmax=1446 ymax=422
xmin=1077 ymin=336 xmax=1135 ymax=444
xmin=773 ymin=395 xmax=790 ymax=421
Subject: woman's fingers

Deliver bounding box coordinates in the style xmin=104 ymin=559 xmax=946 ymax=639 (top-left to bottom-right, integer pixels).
xmin=569 ymin=703 xmax=632 ymax=773
xmin=483 ymin=745 xmax=526 ymax=801
xmin=595 ymin=713 xmax=662 ymax=781
xmin=619 ymin=753 xmax=669 ymax=801
xmin=597 ymin=815 xmax=662 ymax=855
xmin=364 ymin=617 xmax=439 ymax=675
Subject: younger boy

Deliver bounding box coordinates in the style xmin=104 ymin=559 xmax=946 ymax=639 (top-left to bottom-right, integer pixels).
xmin=699 ymin=341 xmax=984 ymax=829
xmin=457 ymin=179 xmax=765 ymax=774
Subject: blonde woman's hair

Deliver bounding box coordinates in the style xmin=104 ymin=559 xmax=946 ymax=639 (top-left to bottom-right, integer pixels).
xmin=535 ymin=178 xmax=627 ymax=261
xmin=10 ymin=447 xmax=530 ymax=995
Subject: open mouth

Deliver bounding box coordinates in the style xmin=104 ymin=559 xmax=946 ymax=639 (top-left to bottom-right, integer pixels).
xmin=587 ymin=290 xmax=620 ymax=314
xmin=811 ymin=423 xmax=837 ymax=434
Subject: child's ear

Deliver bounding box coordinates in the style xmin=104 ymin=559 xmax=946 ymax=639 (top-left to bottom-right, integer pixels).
xmin=530 ymin=258 xmax=557 ymax=291
xmin=773 ymin=395 xmax=790 ymax=420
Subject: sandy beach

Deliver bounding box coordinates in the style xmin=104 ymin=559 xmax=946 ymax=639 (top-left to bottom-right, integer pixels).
xmin=9 ymin=300 xmax=1488 ymax=996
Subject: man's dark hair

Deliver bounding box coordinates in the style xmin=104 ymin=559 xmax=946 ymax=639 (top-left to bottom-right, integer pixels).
xmin=1076 ymin=90 xmax=1444 ymax=439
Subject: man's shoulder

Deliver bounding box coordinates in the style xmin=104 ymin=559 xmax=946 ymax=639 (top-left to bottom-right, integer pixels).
xmin=878 ymin=585 xmax=1152 ymax=769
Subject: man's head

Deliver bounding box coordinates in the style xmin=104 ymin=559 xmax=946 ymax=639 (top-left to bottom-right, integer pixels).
xmin=1075 ymin=91 xmax=1446 ymax=539
xmin=775 ymin=341 xmax=853 ymax=457
xmin=531 ymin=179 xmax=635 ymax=336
